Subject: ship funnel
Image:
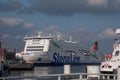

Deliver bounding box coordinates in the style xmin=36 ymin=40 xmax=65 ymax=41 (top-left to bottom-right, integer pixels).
xmin=57 ymin=35 xmax=60 ymax=41
xmin=92 ymin=41 xmax=98 ymax=51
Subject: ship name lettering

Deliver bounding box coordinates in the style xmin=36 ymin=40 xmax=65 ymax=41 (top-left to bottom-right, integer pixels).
xmin=52 ymin=53 xmax=80 ymax=63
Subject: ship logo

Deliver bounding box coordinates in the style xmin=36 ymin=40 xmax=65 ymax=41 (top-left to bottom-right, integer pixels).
xmin=52 ymin=53 xmax=80 ymax=63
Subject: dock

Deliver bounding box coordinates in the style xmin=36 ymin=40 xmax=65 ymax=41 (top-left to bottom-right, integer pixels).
xmin=8 ymin=63 xmax=33 ymax=70
xmin=0 ymin=64 xmax=119 ymax=80
xmin=0 ymin=72 xmax=117 ymax=80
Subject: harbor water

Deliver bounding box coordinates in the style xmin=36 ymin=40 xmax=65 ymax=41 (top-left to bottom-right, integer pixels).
xmin=8 ymin=65 xmax=86 ymax=80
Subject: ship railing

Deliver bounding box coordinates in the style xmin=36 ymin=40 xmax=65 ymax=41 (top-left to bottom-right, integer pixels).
xmin=0 ymin=73 xmax=117 ymax=80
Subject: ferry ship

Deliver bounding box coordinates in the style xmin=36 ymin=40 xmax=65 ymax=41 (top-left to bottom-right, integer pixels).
xmin=16 ymin=32 xmax=102 ymax=66
xmin=100 ymin=29 xmax=120 ymax=73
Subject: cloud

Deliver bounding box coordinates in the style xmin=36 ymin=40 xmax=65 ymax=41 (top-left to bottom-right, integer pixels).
xmin=87 ymin=0 xmax=107 ymax=7
xmin=0 ymin=17 xmax=35 ymax=29
xmin=0 ymin=0 xmax=120 ymax=15
xmin=2 ymin=34 xmax=11 ymax=38
xmin=61 ymin=28 xmax=117 ymax=42
xmin=71 ymin=29 xmax=98 ymax=42
xmin=18 ymin=0 xmax=120 ymax=15
xmin=23 ymin=23 xmax=34 ymax=29
xmin=98 ymin=28 xmax=116 ymax=39
xmin=43 ymin=25 xmax=59 ymax=32
xmin=15 ymin=35 xmax=22 ymax=39
xmin=76 ymin=28 xmax=88 ymax=32
xmin=0 ymin=0 xmax=22 ymax=12
xmin=0 ymin=17 xmax=35 ymax=41
xmin=42 ymin=26 xmax=66 ymax=41
xmin=42 ymin=26 xmax=99 ymax=42
xmin=0 ymin=18 xmax=23 ymax=26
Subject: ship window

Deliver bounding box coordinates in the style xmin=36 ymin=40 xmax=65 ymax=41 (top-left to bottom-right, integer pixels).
xmin=108 ymin=66 xmax=111 ymax=68
xmin=27 ymin=46 xmax=44 ymax=48
xmin=102 ymin=65 xmax=104 ymax=68
xmin=26 ymin=49 xmax=43 ymax=51
xmin=65 ymin=50 xmax=75 ymax=53
xmin=115 ymin=51 xmax=119 ymax=56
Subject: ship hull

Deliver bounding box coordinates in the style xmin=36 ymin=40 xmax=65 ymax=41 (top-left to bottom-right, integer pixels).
xmin=23 ymin=52 xmax=101 ymax=66
xmin=32 ymin=62 xmax=101 ymax=66
xmin=23 ymin=52 xmax=50 ymax=63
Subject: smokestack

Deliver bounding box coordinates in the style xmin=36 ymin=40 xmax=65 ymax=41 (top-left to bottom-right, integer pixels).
xmin=92 ymin=41 xmax=98 ymax=51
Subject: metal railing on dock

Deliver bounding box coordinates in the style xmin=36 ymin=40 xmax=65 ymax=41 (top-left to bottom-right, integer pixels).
xmin=0 ymin=73 xmax=117 ymax=80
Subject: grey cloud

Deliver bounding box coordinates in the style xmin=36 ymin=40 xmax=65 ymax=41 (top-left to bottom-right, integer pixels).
xmin=19 ymin=0 xmax=88 ymax=15
xmin=0 ymin=18 xmax=34 ymax=38
xmin=1 ymin=0 xmax=120 ymax=15
xmin=0 ymin=18 xmax=35 ymax=29
xmin=98 ymin=28 xmax=116 ymax=39
xmin=19 ymin=0 xmax=120 ymax=15
xmin=0 ymin=0 xmax=22 ymax=12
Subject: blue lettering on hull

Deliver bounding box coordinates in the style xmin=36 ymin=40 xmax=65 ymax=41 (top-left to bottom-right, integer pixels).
xmin=52 ymin=53 xmax=80 ymax=64
xmin=32 ymin=53 xmax=101 ymax=66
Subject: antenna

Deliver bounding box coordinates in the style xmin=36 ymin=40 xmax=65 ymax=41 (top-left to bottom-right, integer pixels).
xmin=38 ymin=32 xmax=42 ymax=37
xmin=70 ymin=36 xmax=72 ymax=42
xmin=57 ymin=35 xmax=60 ymax=41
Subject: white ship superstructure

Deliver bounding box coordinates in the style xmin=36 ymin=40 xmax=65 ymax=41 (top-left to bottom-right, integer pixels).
xmin=19 ymin=32 xmax=102 ymax=66
xmin=23 ymin=32 xmax=52 ymax=63
xmin=100 ymin=29 xmax=120 ymax=73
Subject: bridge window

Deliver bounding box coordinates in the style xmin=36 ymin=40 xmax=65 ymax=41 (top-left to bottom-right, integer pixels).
xmin=27 ymin=46 xmax=44 ymax=48
xmin=115 ymin=51 xmax=119 ymax=56
xmin=26 ymin=49 xmax=43 ymax=51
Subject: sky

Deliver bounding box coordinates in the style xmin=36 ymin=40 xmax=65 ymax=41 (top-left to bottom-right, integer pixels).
xmin=0 ymin=0 xmax=120 ymax=53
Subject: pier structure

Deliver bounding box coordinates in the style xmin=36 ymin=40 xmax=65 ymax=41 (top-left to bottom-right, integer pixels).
xmin=0 ymin=72 xmax=117 ymax=80
xmin=0 ymin=65 xmax=120 ymax=80
xmin=64 ymin=64 xmax=71 ymax=74
xmin=87 ymin=65 xmax=100 ymax=79
xmin=117 ymin=67 xmax=120 ymax=80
